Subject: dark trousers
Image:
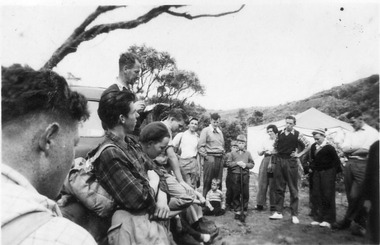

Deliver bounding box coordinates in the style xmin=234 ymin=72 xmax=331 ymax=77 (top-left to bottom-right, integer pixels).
xmin=256 ymin=156 xmax=275 ymax=208
xmin=231 ymin=172 xmax=250 ymax=212
xmin=225 ymin=170 xmax=232 ymax=206
xmin=273 ymin=157 xmax=299 ymax=216
xmin=203 ymin=155 xmax=224 ymax=197
xmin=204 ymin=201 xmax=225 ymax=216
xmin=343 ymin=159 xmax=367 ymax=225
xmin=312 ymin=167 xmax=336 ymax=223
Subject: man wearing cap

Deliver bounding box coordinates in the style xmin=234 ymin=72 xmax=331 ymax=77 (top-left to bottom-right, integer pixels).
xmin=198 ymin=113 xmax=225 ymax=197
xmin=224 ymin=141 xmax=239 ymax=210
xmin=269 ymin=116 xmax=310 ymax=224
xmin=172 ymin=117 xmax=201 ymax=189
xmin=309 ymin=128 xmax=341 ymax=229
xmin=333 ymin=110 xmax=378 ymax=232
xmin=226 ymin=134 xmax=255 ymax=220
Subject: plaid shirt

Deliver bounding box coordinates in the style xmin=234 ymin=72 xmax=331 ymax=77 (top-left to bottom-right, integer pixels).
xmin=1 ymin=164 xmax=96 ymax=245
xmin=94 ymin=132 xmax=167 ymax=214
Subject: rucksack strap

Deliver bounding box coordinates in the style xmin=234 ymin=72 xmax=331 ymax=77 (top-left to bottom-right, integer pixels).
xmin=85 ymin=143 xmax=116 ymax=171
xmin=2 ymin=211 xmax=53 ymax=245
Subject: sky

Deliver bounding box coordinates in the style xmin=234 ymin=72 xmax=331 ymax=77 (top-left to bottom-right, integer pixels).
xmin=1 ymin=1 xmax=379 ymax=110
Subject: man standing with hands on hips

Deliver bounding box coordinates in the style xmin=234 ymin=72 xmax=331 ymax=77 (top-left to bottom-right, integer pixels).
xmin=198 ymin=113 xmax=225 ymax=197
xmin=269 ymin=116 xmax=309 ymax=224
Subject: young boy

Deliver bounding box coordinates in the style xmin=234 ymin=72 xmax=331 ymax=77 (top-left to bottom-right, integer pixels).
xmin=204 ymin=179 xmax=226 ymax=216
xmin=225 ymin=141 xmax=239 ymax=210
xmin=227 ymin=135 xmax=255 ymax=220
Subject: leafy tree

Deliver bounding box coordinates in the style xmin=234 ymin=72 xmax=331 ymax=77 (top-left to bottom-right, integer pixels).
xmin=248 ymin=110 xmax=264 ymax=126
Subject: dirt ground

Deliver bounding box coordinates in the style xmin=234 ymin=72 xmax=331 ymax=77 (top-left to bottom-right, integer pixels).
xmin=197 ymin=170 xmax=366 ymax=245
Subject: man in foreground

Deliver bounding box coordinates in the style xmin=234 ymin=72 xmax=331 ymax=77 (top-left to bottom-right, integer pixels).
xmin=1 ymin=65 xmax=96 ymax=244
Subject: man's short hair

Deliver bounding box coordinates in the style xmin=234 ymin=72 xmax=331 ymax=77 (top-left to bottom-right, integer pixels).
xmin=346 ymin=110 xmax=362 ymax=119
xmin=97 ymin=90 xmax=136 ymax=129
xmin=2 ymin=64 xmax=89 ymax=125
xmin=285 ymin=115 xmax=296 ymax=124
xmin=267 ymin=124 xmax=279 ymax=134
xmin=167 ymin=108 xmax=187 ymax=122
xmin=188 ymin=116 xmax=199 ymax=124
xmin=210 ymin=113 xmax=220 ymax=121
xmin=140 ymin=122 xmax=170 ymax=144
xmin=119 ymin=52 xmax=140 ymax=71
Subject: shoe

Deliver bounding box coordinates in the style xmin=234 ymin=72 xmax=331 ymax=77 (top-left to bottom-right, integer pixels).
xmin=255 ymin=205 xmax=264 ymax=211
xmin=332 ymin=219 xmax=351 ymax=230
xmin=311 ymin=221 xmax=320 ymax=226
xmin=319 ymin=221 xmax=331 ymax=228
xmin=269 ymin=212 xmax=283 ymax=220
xmin=292 ymin=216 xmax=299 ymax=224
xmin=234 ymin=214 xmax=240 ymax=220
xmin=351 ymin=223 xmax=366 ymax=237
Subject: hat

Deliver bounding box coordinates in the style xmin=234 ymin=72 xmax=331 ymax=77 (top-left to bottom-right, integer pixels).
xmin=236 ymin=134 xmax=247 ymax=142
xmin=312 ymin=128 xmax=326 ymax=137
xmin=231 ymin=140 xmax=238 ymax=147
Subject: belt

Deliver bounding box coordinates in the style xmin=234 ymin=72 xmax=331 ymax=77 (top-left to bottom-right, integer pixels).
xmin=207 ymin=152 xmax=224 ymax=157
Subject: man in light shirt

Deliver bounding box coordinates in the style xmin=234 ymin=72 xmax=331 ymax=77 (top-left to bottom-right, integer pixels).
xmin=1 ymin=65 xmax=96 ymax=245
xmin=198 ymin=113 xmax=225 ymax=197
xmin=333 ymin=110 xmax=378 ymax=232
xmin=172 ymin=117 xmax=201 ymax=189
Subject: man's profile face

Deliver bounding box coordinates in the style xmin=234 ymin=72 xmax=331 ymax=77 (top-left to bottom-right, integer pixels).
xmin=171 ymin=118 xmax=185 ymax=133
xmin=124 ymin=59 xmax=141 ymax=85
xmin=285 ymin=119 xmax=295 ymax=132
xmin=349 ymin=117 xmax=362 ymax=131
xmin=211 ymin=118 xmax=220 ymax=128
xmin=313 ymin=133 xmax=325 ymax=145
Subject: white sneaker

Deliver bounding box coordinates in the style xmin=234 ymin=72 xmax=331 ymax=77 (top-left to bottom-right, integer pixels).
xmin=311 ymin=221 xmax=320 ymax=226
xmin=292 ymin=216 xmax=299 ymax=224
xmin=319 ymin=221 xmax=331 ymax=228
xmin=269 ymin=212 xmax=283 ymax=220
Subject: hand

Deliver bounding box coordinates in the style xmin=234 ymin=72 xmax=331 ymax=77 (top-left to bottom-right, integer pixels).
xmin=180 ymin=181 xmax=194 ymax=195
xmin=363 ymin=200 xmax=371 ymax=213
xmin=154 ymin=191 xmax=170 ymax=220
xmin=199 ymin=196 xmax=206 ymax=205
xmin=134 ymin=100 xmax=146 ymax=112
xmin=210 ymin=206 xmax=214 ymax=211
xmin=267 ymin=163 xmax=274 ymax=173
xmin=290 ymin=151 xmax=298 ymax=158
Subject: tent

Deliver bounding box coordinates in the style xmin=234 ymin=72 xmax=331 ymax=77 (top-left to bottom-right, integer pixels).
xmin=247 ymin=107 xmax=353 ymax=173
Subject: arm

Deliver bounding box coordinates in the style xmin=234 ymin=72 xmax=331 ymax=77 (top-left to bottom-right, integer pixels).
xmin=166 ymin=146 xmax=194 ymax=194
xmin=172 ymin=132 xmax=183 ymax=153
xmin=198 ymin=129 xmax=208 ymax=157
xmin=293 ymin=134 xmax=310 ymax=158
xmin=97 ymin=148 xmax=156 ymax=213
xmin=226 ymin=152 xmax=238 ymax=168
xmin=205 ymin=191 xmax=214 ymax=210
xmin=245 ymin=152 xmax=255 ymax=169
xmin=220 ymin=190 xmax=226 ymax=209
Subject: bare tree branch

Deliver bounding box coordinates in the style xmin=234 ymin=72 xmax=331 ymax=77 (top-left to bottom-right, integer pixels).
xmin=42 ymin=5 xmax=244 ymax=70
xmin=165 ymin=5 xmax=245 ymax=19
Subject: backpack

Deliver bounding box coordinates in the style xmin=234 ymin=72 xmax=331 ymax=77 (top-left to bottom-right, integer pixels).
xmin=62 ymin=143 xmax=116 ymax=218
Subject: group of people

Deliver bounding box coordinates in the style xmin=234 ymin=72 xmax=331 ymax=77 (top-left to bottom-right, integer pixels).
xmin=1 ymin=51 xmax=379 ymax=245
xmin=254 ymin=113 xmax=379 ymax=244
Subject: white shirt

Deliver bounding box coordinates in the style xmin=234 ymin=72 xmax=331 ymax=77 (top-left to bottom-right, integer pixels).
xmin=172 ymin=130 xmax=199 ymax=158
xmin=259 ymin=137 xmax=275 ymax=154
xmin=341 ymin=123 xmax=379 ymax=151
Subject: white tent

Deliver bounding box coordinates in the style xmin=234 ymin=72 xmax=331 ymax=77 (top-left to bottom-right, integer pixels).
xmin=247 ymin=107 xmax=353 ymax=173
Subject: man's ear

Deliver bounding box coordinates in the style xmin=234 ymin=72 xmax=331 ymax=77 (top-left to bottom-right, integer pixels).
xmin=39 ymin=123 xmax=60 ymax=152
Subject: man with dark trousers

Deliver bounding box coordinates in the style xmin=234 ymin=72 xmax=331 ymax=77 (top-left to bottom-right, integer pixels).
xmin=269 ymin=116 xmax=309 ymax=224
xmin=333 ymin=110 xmax=378 ymax=233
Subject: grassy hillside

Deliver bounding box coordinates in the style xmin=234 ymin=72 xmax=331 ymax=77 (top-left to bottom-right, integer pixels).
xmin=208 ymin=74 xmax=379 ymax=129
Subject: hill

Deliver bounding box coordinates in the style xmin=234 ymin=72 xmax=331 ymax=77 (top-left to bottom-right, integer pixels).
xmin=209 ymin=74 xmax=379 ymax=129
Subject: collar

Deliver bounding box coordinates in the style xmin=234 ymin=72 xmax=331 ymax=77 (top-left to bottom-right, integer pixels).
xmin=115 ymin=77 xmax=127 ymax=91
xmin=1 ymin=164 xmax=38 ymax=194
xmin=237 ymin=149 xmax=246 ymax=153
xmin=209 ymin=125 xmax=220 ymax=133
xmin=282 ymin=129 xmax=295 ymax=135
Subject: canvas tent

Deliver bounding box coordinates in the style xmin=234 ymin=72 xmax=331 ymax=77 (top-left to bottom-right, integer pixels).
xmin=247 ymin=107 xmax=353 ymax=173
